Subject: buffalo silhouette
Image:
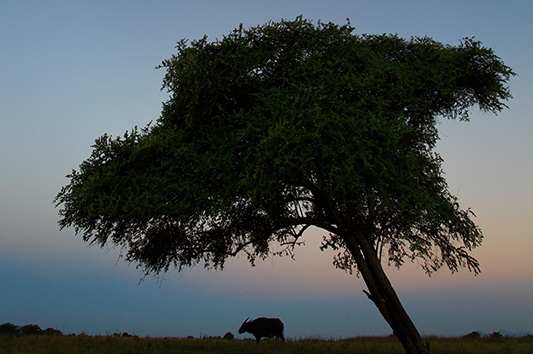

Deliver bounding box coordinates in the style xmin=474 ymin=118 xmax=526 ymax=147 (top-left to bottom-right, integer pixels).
xmin=238 ymin=317 xmax=285 ymax=342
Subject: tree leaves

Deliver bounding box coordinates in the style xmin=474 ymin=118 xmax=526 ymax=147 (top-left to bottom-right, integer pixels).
xmin=55 ymin=17 xmax=514 ymax=277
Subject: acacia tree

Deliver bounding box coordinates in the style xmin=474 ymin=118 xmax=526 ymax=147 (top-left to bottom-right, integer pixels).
xmin=55 ymin=18 xmax=514 ymax=354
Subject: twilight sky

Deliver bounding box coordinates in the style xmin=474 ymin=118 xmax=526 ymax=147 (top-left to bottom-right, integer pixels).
xmin=1 ymin=0 xmax=532 ymax=339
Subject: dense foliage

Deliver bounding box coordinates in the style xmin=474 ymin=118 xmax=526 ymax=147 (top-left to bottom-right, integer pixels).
xmin=55 ymin=18 xmax=514 ymax=354
xmin=0 ymin=323 xmax=62 ymax=336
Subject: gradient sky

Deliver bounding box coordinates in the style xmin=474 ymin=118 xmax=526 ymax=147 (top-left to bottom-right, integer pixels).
xmin=1 ymin=0 xmax=532 ymax=339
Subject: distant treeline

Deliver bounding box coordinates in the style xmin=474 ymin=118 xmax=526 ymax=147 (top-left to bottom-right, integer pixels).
xmin=0 ymin=322 xmax=145 ymax=338
xmin=0 ymin=323 xmax=63 ymax=336
xmin=1 ymin=322 xmax=530 ymax=341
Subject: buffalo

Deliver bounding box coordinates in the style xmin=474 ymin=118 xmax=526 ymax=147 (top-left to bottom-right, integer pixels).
xmin=238 ymin=317 xmax=285 ymax=342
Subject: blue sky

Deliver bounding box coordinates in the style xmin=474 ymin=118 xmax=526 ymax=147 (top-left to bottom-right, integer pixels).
xmin=1 ymin=0 xmax=532 ymax=338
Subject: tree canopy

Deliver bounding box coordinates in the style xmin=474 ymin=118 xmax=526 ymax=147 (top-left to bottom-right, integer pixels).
xmin=55 ymin=18 xmax=514 ymax=354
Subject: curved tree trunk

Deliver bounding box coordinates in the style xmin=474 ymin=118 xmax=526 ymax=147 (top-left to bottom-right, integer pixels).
xmin=344 ymin=234 xmax=430 ymax=354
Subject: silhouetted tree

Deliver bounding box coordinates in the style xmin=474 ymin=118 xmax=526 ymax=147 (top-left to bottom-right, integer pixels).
xmin=43 ymin=327 xmax=63 ymax=336
xmin=0 ymin=323 xmax=20 ymax=336
xmin=55 ymin=18 xmax=514 ymax=354
xmin=463 ymin=331 xmax=482 ymax=339
xmin=20 ymin=324 xmax=42 ymax=336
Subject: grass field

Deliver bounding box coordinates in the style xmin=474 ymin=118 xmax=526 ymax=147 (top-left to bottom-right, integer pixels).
xmin=1 ymin=334 xmax=532 ymax=354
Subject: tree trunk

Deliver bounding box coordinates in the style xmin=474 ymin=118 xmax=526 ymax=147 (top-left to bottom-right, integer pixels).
xmin=344 ymin=235 xmax=430 ymax=354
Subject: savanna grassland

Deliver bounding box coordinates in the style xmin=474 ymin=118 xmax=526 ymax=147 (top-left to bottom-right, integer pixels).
xmin=1 ymin=334 xmax=532 ymax=354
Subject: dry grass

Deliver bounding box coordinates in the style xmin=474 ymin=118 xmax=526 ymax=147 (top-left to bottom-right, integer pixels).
xmin=0 ymin=334 xmax=531 ymax=354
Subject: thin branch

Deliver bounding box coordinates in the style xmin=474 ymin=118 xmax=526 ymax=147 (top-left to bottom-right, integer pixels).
xmin=280 ymin=216 xmax=340 ymax=235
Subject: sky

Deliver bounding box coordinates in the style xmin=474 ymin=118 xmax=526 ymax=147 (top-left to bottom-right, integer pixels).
xmin=1 ymin=0 xmax=532 ymax=339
